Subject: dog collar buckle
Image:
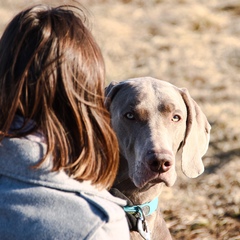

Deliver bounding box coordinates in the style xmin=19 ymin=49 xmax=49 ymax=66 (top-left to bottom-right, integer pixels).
xmin=137 ymin=207 xmax=151 ymax=240
xmin=122 ymin=197 xmax=158 ymax=239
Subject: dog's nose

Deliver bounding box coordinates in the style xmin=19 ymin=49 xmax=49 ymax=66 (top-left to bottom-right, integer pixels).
xmin=148 ymin=158 xmax=172 ymax=172
xmin=146 ymin=151 xmax=173 ymax=173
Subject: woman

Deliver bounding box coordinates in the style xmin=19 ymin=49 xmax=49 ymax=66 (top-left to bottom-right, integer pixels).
xmin=0 ymin=4 xmax=129 ymax=239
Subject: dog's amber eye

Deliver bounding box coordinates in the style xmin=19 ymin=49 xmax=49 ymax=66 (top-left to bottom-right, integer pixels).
xmin=172 ymin=115 xmax=181 ymax=122
xmin=124 ymin=112 xmax=135 ymax=120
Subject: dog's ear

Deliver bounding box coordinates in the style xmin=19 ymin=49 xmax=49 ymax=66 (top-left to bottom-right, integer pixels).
xmin=179 ymin=88 xmax=211 ymax=178
xmin=105 ymin=81 xmax=124 ymax=110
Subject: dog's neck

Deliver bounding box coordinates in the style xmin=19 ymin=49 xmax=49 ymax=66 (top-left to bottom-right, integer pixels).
xmin=114 ymin=177 xmax=164 ymax=204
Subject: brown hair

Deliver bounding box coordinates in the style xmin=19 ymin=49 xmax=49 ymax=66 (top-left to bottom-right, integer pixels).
xmin=0 ymin=4 xmax=119 ymax=189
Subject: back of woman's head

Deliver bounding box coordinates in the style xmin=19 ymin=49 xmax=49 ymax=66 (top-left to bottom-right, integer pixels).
xmin=0 ymin=4 xmax=119 ymax=189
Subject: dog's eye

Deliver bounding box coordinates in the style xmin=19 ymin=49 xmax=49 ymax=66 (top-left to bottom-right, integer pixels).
xmin=124 ymin=112 xmax=135 ymax=120
xmin=172 ymin=115 xmax=181 ymax=122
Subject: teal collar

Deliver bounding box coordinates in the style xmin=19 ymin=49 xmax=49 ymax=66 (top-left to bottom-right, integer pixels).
xmin=123 ymin=197 xmax=158 ymax=218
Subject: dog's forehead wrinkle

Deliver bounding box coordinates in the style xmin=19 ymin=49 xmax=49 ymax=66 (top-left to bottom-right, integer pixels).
xmin=135 ymin=80 xmax=180 ymax=109
xmin=158 ymin=102 xmax=175 ymax=113
xmin=157 ymin=88 xmax=187 ymax=115
xmin=135 ymin=82 xmax=158 ymax=111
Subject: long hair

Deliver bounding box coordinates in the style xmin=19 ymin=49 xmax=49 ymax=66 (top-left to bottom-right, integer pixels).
xmin=0 ymin=4 xmax=119 ymax=189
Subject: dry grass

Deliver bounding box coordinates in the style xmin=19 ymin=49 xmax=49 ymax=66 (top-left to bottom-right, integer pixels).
xmin=1 ymin=0 xmax=239 ymax=239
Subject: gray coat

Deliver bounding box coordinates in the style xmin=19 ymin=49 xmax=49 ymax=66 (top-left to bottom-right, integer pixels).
xmin=0 ymin=135 xmax=130 ymax=240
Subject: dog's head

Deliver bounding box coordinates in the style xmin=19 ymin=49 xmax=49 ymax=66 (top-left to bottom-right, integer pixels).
xmin=105 ymin=77 xmax=211 ymax=190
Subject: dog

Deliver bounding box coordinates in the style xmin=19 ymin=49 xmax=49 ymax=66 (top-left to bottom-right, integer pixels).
xmin=105 ymin=77 xmax=211 ymax=240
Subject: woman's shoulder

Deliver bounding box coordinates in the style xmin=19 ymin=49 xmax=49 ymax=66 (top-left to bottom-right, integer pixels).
xmin=0 ymin=137 xmax=129 ymax=239
xmin=78 ymin=183 xmax=130 ymax=240
xmin=0 ymin=175 xmax=129 ymax=239
xmin=79 ymin=181 xmax=127 ymax=221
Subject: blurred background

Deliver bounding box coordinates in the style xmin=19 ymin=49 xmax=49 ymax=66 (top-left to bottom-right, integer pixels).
xmin=0 ymin=0 xmax=239 ymax=239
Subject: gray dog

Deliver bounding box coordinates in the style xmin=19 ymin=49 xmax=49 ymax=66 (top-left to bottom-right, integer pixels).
xmin=105 ymin=77 xmax=211 ymax=240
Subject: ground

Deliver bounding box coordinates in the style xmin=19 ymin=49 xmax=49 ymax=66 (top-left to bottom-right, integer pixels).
xmin=0 ymin=0 xmax=239 ymax=239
